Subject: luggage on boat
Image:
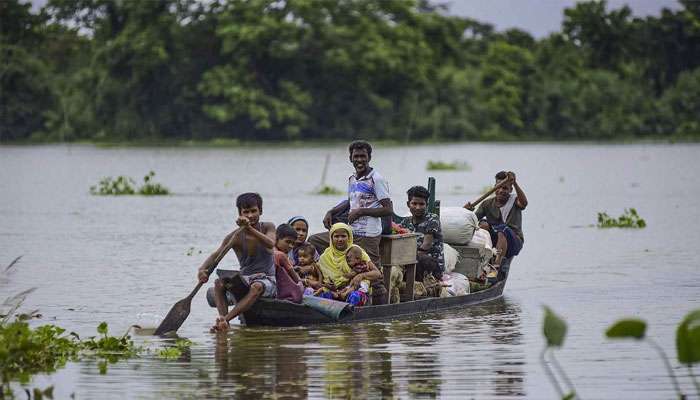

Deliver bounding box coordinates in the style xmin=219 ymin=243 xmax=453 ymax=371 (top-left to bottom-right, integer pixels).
xmin=440 ymin=207 xmax=478 ymax=245
xmin=443 ymin=243 xmax=459 ymax=273
xmin=442 ymin=272 xmax=470 ymax=296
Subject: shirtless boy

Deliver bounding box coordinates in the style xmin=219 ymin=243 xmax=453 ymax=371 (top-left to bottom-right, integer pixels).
xmin=197 ymin=192 xmax=277 ymax=332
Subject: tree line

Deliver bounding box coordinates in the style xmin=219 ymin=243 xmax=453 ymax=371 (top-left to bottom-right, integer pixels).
xmin=1 ymin=0 xmax=699 ymax=143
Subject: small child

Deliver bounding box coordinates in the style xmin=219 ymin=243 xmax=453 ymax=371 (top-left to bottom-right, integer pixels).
xmin=295 ymin=243 xmax=323 ymax=296
xmin=342 ymin=246 xmax=371 ymax=305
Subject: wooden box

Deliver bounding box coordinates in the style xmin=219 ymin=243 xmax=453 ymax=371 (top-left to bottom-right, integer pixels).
xmin=380 ymin=233 xmax=418 ymax=265
xmin=450 ymin=243 xmax=487 ymax=279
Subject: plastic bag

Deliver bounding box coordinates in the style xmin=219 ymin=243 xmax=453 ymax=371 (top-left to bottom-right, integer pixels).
xmin=442 ymin=272 xmax=470 ymax=296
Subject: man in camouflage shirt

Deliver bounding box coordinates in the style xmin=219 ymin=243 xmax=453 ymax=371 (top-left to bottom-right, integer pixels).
xmin=399 ymin=186 xmax=444 ymax=281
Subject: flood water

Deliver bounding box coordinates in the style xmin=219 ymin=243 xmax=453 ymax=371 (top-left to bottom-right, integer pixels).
xmin=1 ymin=143 xmax=698 ymax=399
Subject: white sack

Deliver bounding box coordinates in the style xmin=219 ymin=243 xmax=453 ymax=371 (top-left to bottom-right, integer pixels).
xmin=443 ymin=243 xmax=459 ymax=273
xmin=440 ymin=207 xmax=478 ymax=245
xmin=442 ymin=272 xmax=470 ymax=296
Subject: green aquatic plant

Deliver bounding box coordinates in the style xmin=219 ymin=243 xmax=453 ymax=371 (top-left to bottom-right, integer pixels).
xmin=605 ymin=318 xmax=685 ymax=398
xmin=80 ymin=322 xmax=141 ymax=361
xmin=89 ymin=176 xmax=136 ymax=195
xmin=138 ymin=171 xmax=170 ymax=195
xmin=597 ymin=208 xmax=646 ymax=228
xmin=426 ymin=160 xmax=471 ymax=171
xmin=156 ymin=338 xmax=193 ymax=360
xmin=314 ymin=185 xmax=343 ymax=195
xmin=90 ymin=171 xmax=169 ymax=196
xmin=539 ymin=307 xmax=700 ymax=400
xmin=541 ymin=306 xmax=578 ymax=400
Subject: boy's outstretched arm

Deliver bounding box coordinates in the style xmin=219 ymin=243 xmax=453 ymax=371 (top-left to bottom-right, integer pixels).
xmin=198 ymin=232 xmax=236 ymax=283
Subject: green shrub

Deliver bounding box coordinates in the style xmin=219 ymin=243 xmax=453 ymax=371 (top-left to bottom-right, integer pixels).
xmin=426 ymin=160 xmax=471 ymax=171
xmin=90 ymin=176 xmax=136 ymax=195
xmin=597 ymin=208 xmax=646 ymax=228
xmin=90 ymin=171 xmax=169 ymax=196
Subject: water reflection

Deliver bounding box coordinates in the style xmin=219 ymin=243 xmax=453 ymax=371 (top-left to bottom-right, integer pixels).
xmin=202 ymin=297 xmax=524 ymax=399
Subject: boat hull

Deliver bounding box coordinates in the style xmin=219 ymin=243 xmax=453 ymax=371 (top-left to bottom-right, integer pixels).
xmin=208 ymin=264 xmax=509 ymax=327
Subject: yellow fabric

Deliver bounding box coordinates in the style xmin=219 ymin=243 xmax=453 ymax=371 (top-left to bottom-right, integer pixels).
xmin=318 ymin=223 xmax=370 ymax=287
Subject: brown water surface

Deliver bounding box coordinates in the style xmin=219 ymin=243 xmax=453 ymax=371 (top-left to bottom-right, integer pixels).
xmin=1 ymin=143 xmax=698 ymax=399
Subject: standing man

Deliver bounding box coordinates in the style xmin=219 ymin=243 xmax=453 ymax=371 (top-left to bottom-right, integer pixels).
xmin=198 ymin=192 xmax=277 ymax=332
xmin=309 ymin=140 xmax=393 ymax=302
xmin=465 ymin=171 xmax=527 ymax=279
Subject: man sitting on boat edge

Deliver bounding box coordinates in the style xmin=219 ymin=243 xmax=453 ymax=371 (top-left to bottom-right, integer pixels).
xmin=198 ymin=192 xmax=277 ymax=332
xmin=464 ymin=171 xmax=527 ymax=280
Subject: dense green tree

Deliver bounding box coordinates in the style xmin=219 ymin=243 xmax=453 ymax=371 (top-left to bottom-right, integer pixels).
xmin=1 ymin=0 xmax=698 ymax=142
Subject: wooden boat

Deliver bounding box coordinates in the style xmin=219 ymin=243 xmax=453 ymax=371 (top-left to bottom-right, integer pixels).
xmin=206 ymin=258 xmax=510 ymax=327
xmin=205 ymin=177 xmax=511 ymax=327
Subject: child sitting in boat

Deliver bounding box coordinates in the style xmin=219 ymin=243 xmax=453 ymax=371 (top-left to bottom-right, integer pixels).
xmin=294 ymin=243 xmax=324 ymax=295
xmin=342 ymin=245 xmax=373 ymax=305
xmin=273 ymin=224 xmax=304 ymax=303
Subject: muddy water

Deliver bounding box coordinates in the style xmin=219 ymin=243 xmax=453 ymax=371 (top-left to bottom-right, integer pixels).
xmin=1 ymin=143 xmax=698 ymax=399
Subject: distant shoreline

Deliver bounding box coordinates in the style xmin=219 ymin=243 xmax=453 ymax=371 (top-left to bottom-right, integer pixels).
xmin=1 ymin=136 xmax=697 ymax=148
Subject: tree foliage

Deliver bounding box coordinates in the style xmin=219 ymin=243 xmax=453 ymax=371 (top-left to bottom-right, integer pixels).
xmin=1 ymin=0 xmax=699 ymax=142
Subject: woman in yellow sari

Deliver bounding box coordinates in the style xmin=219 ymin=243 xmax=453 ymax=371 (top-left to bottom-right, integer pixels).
xmin=318 ymin=223 xmax=382 ymax=305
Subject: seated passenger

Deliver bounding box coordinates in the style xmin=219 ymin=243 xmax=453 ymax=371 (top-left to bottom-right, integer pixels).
xmin=287 ymin=216 xmax=320 ymax=265
xmin=342 ymin=245 xmax=373 ymax=305
xmin=317 ymin=223 xmax=382 ymax=306
xmin=295 ymin=243 xmax=324 ymax=295
xmin=465 ymin=171 xmax=527 ymax=279
xmin=399 ymin=186 xmax=445 ymax=282
xmin=273 ymin=224 xmax=303 ymax=303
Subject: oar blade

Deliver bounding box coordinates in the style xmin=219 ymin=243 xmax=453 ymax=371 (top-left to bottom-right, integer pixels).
xmin=154 ymin=297 xmax=192 ymax=336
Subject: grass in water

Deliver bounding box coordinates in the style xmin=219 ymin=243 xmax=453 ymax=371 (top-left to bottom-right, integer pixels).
xmin=90 ymin=171 xmax=169 ymax=196
xmin=597 ymin=208 xmax=646 ymax=228
xmin=426 ymin=160 xmax=471 ymax=171
xmin=314 ymin=185 xmax=343 ymax=195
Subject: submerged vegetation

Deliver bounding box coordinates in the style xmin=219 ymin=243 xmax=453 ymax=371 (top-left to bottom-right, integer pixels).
xmin=597 ymin=208 xmax=646 ymax=228
xmin=314 ymin=185 xmax=343 ymax=196
xmin=541 ymin=306 xmax=700 ymax=400
xmin=426 ymin=161 xmax=471 ymax=171
xmin=90 ymin=171 xmax=169 ymax=196
xmin=0 ymin=256 xmax=174 ymax=398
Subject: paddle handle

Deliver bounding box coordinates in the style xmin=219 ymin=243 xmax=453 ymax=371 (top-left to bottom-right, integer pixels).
xmin=464 ymin=177 xmax=512 ymax=210
xmin=187 ymin=281 xmax=204 ymax=301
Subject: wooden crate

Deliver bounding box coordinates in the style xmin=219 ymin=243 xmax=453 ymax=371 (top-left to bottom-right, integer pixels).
xmin=379 ymin=233 xmax=418 ymax=265
xmin=450 ymin=243 xmax=487 ymax=279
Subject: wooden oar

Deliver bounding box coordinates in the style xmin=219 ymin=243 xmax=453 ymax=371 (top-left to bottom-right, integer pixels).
xmin=154 ymin=239 xmax=233 ymax=335
xmin=153 ymin=281 xmax=205 ymax=336
xmin=463 ymin=177 xmax=513 ymax=210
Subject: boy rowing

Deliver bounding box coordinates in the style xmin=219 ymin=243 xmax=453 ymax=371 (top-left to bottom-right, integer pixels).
xmin=198 ymin=192 xmax=277 ymax=332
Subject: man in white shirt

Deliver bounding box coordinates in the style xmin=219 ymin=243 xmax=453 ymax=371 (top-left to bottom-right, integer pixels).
xmin=309 ymin=140 xmax=393 ymax=298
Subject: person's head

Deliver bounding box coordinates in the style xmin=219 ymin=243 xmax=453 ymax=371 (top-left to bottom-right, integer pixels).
xmin=287 ymin=216 xmax=309 ymax=247
xmin=348 ymin=140 xmax=372 ymax=175
xmin=236 ymin=192 xmax=263 ymax=223
xmin=494 ymin=171 xmax=512 ymax=203
xmin=275 ymin=224 xmax=297 ymax=252
xmin=406 ymin=185 xmax=430 ymax=217
xmin=478 ymin=217 xmax=490 ymax=230
xmin=329 ymin=223 xmax=353 ymax=252
xmin=297 ymin=243 xmax=316 ymax=266
xmin=345 ymin=245 xmax=364 ymax=268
